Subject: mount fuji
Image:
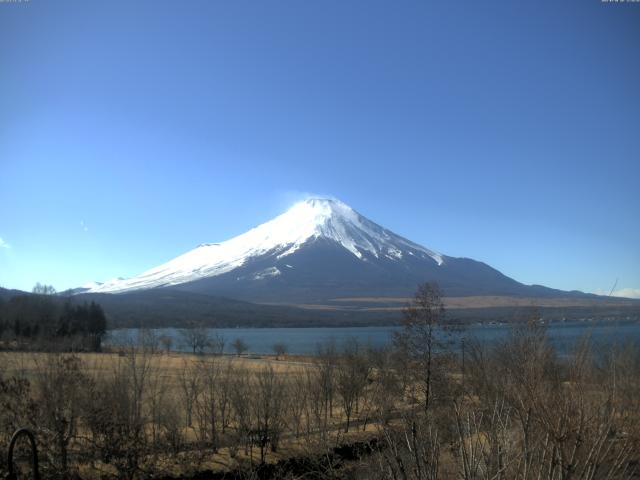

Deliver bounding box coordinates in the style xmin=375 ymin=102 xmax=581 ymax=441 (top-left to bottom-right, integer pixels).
xmin=79 ymin=198 xmax=592 ymax=304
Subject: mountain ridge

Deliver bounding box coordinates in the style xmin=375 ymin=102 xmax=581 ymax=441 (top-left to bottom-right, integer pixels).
xmin=82 ymin=198 xmax=445 ymax=295
xmin=76 ymin=198 xmax=616 ymax=304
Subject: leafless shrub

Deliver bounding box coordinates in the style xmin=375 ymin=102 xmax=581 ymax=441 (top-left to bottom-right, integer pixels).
xmin=158 ymin=334 xmax=173 ymax=353
xmin=336 ymin=338 xmax=371 ymax=433
xmin=82 ymin=349 xmax=153 ymax=479
xmin=273 ymin=342 xmax=288 ymax=360
xmin=375 ymin=412 xmax=441 ymax=480
xmin=32 ymin=354 xmax=88 ymax=478
xmin=230 ymin=367 xmax=254 ymax=458
xmin=178 ymin=359 xmax=200 ymax=429
xmin=252 ymin=365 xmax=286 ymax=462
xmin=194 ymin=357 xmax=223 ymax=452
xmin=209 ymin=332 xmax=226 ymax=355
xmin=317 ymin=339 xmax=338 ymax=425
xmin=287 ymin=368 xmax=309 ymax=439
xmin=180 ymin=327 xmax=211 ymax=354
xmin=232 ymin=337 xmax=249 ymax=356
xmin=367 ymin=346 xmax=403 ymax=428
xmin=461 ymin=322 xmax=640 ymax=480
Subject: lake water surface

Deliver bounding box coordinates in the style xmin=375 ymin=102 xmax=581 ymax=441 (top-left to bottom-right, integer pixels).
xmin=107 ymin=321 xmax=640 ymax=355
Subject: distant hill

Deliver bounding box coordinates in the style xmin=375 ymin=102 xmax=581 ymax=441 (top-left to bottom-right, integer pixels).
xmin=3 ymin=286 xmax=638 ymax=329
xmin=0 ymin=287 xmax=28 ymax=301
xmin=75 ymin=289 xmax=396 ymax=328
xmin=73 ymin=288 xmax=640 ymax=328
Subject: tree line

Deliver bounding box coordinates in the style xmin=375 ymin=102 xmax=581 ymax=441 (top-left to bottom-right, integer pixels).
xmin=0 ymin=284 xmax=107 ymax=351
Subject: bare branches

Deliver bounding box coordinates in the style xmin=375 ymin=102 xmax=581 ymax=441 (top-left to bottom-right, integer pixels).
xmin=394 ymin=282 xmax=447 ymax=414
xmin=0 ymin=309 xmax=638 ymax=479
xmin=232 ymin=338 xmax=249 ymax=356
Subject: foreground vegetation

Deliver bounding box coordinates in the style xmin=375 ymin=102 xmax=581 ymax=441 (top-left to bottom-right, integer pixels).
xmin=0 ymin=284 xmax=639 ymax=479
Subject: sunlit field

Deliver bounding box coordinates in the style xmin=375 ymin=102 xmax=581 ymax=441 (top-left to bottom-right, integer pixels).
xmin=2 ymin=318 xmax=639 ymax=479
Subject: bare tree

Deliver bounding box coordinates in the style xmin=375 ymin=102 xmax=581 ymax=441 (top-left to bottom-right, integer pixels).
xmin=0 ymin=309 xmax=636 ymax=480
xmin=145 ymin=355 xmax=169 ymax=449
xmin=155 ymin=393 xmax=185 ymax=455
xmin=272 ymin=342 xmax=288 ymax=360
xmin=34 ymin=354 xmax=87 ymax=477
xmin=232 ymin=338 xmax=249 ymax=356
xmin=194 ymin=358 xmax=224 ymax=452
xmin=32 ymin=283 xmax=57 ymax=295
xmin=216 ymin=359 xmax=235 ymax=434
xmin=180 ymin=327 xmax=211 ymax=355
xmin=303 ymin=366 xmax=328 ymax=441
xmin=458 ymin=323 xmax=640 ymax=480
xmin=375 ymin=413 xmax=442 ymax=480
xmin=138 ymin=328 xmax=160 ymax=353
xmin=252 ymin=365 xmax=286 ymax=463
xmin=336 ymin=338 xmax=370 ymax=432
xmin=230 ymin=368 xmax=254 ymax=458
xmin=209 ymin=332 xmax=226 ymax=355
xmin=83 ymin=348 xmax=153 ymax=480
xmin=394 ymin=282 xmax=446 ymax=414
xmin=365 ymin=345 xmax=401 ymax=430
xmin=316 ymin=339 xmax=338 ymax=425
xmin=287 ymin=369 xmax=309 ymax=439
xmin=159 ymin=334 xmax=173 ymax=354
xmin=178 ymin=360 xmax=200 ymax=428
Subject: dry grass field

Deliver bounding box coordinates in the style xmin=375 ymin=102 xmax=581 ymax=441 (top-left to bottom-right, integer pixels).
xmin=0 ymin=349 xmax=384 ymax=478
xmin=1 ymin=320 xmax=639 ymax=479
xmin=331 ymin=295 xmax=640 ymax=309
xmin=0 ymin=350 xmax=313 ymax=378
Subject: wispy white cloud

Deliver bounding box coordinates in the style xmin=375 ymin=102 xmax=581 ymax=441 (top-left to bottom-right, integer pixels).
xmin=80 ymin=220 xmax=89 ymax=232
xmin=594 ymin=287 xmax=640 ymax=299
xmin=610 ymin=288 xmax=640 ymax=299
xmin=0 ymin=237 xmax=10 ymax=249
xmin=275 ymin=191 xmax=342 ymax=214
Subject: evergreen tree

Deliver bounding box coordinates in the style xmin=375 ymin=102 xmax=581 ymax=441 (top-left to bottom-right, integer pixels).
xmin=1 ymin=288 xmax=108 ymax=351
xmin=88 ymin=301 xmax=107 ymax=350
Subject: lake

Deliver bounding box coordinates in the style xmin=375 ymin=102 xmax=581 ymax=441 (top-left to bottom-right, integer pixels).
xmin=106 ymin=320 xmax=640 ymax=355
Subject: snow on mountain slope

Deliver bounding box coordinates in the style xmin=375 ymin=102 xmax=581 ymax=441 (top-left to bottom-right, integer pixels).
xmin=85 ymin=198 xmax=443 ymax=294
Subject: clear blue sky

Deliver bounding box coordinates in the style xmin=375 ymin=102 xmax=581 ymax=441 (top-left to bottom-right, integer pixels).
xmin=1 ymin=0 xmax=639 ymax=296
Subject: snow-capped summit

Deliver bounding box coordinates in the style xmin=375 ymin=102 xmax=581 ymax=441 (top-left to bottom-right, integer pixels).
xmin=262 ymin=198 xmax=443 ymax=264
xmin=85 ymin=198 xmax=444 ymax=294
xmin=79 ymin=197 xmax=589 ymax=302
